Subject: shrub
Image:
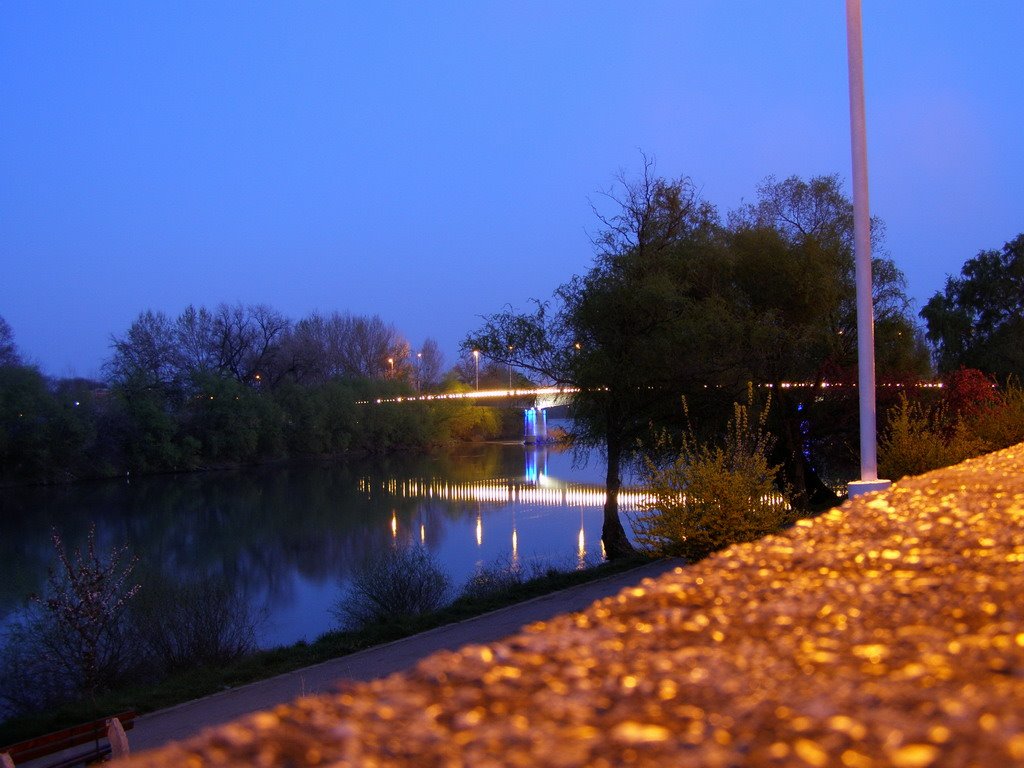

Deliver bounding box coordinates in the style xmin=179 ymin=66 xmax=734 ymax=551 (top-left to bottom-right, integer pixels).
xmin=878 ymin=393 xmax=988 ymax=480
xmin=332 ymin=546 xmax=451 ymax=630
xmin=460 ymin=556 xmax=526 ymax=601
xmin=944 ymin=367 xmax=999 ymax=420
xmin=0 ymin=527 xmax=140 ymax=716
xmin=968 ymin=378 xmax=1024 ymax=450
xmin=630 ymin=388 xmax=792 ymax=563
xmin=130 ymin=576 xmax=262 ymax=673
xmin=458 ymin=554 xmax=557 ymax=602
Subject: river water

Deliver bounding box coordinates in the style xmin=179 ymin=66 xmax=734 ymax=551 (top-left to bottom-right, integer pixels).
xmin=0 ymin=433 xmax=643 ymax=648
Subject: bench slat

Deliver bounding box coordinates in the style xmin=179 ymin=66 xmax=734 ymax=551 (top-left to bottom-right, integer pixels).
xmin=0 ymin=712 xmax=135 ymax=764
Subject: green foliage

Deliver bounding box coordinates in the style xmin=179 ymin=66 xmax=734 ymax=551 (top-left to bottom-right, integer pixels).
xmin=921 ymin=233 xmax=1024 ymax=380
xmin=0 ymin=365 xmax=56 ymax=480
xmin=878 ymin=394 xmax=989 ymax=480
xmin=631 ymin=389 xmax=792 ymax=562
xmin=965 ymin=378 xmax=1024 ymax=452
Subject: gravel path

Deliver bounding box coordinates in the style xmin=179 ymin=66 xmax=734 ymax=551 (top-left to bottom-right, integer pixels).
xmin=117 ymin=445 xmax=1024 ymax=767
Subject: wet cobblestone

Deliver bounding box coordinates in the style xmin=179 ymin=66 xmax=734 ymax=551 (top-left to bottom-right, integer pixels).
xmin=118 ymin=446 xmax=1024 ymax=766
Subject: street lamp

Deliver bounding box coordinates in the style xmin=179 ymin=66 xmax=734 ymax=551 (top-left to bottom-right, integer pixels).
xmin=507 ymin=346 xmax=513 ymax=390
xmin=416 ymin=351 xmax=422 ymax=391
xmin=472 ymin=349 xmax=480 ymax=390
xmin=387 ymin=357 xmax=394 ymax=378
xmin=845 ymin=0 xmax=890 ymax=498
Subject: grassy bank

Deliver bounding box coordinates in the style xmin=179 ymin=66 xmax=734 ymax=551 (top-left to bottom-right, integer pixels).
xmin=0 ymin=555 xmax=654 ymax=746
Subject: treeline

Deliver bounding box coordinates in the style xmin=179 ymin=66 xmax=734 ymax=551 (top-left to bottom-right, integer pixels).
xmin=0 ymin=308 xmax=505 ymax=485
xmin=466 ymin=165 xmax=1022 ymax=558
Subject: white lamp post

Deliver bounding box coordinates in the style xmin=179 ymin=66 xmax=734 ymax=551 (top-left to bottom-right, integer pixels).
xmin=846 ymin=0 xmax=891 ymax=498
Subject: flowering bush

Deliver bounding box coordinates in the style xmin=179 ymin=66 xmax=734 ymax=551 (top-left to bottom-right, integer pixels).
xmin=878 ymin=394 xmax=988 ymax=480
xmin=0 ymin=527 xmax=140 ymax=716
xmin=631 ymin=388 xmax=792 ymax=562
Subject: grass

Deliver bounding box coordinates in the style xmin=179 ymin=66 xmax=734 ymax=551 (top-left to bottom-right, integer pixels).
xmin=0 ymin=554 xmax=654 ymax=746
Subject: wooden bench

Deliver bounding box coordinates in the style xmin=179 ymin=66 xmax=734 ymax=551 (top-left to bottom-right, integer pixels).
xmin=0 ymin=712 xmax=135 ymax=768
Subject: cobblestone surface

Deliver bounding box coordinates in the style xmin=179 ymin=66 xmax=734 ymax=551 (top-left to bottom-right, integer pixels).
xmin=117 ymin=446 xmax=1024 ymax=767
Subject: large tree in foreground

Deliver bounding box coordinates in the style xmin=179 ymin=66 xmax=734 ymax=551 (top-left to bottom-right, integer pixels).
xmin=466 ymin=161 xmax=727 ymax=559
xmin=468 ymin=167 xmax=926 ymax=556
xmin=921 ymin=234 xmax=1024 ymax=381
xmin=727 ymin=175 xmax=924 ymax=508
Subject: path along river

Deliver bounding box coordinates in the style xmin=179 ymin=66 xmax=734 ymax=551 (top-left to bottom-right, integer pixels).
xmin=0 ymin=429 xmax=644 ymax=649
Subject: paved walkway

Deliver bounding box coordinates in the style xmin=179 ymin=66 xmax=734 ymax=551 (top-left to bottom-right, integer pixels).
xmin=130 ymin=558 xmax=683 ymax=752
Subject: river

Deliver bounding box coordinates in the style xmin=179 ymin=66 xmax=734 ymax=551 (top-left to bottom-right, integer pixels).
xmin=0 ymin=432 xmax=642 ymax=649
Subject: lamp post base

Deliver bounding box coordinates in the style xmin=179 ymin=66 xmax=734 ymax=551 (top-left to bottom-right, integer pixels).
xmin=848 ymin=479 xmax=892 ymax=498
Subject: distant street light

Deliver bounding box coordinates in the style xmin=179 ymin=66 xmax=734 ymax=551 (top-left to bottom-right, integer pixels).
xmin=416 ymin=351 xmax=422 ymax=391
xmin=387 ymin=357 xmax=394 ymax=377
xmin=507 ymin=346 xmax=513 ymax=390
xmin=473 ymin=349 xmax=480 ymax=390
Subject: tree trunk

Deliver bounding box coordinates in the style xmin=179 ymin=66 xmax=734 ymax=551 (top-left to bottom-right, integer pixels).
xmin=602 ymin=418 xmax=636 ymax=560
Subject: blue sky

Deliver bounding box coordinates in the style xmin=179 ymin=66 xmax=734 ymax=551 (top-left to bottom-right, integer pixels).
xmin=2 ymin=2 xmax=1021 ymax=377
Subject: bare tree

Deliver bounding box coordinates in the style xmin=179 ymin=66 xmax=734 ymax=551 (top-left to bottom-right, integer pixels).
xmin=107 ymin=310 xmax=179 ymax=392
xmin=415 ymin=338 xmax=445 ymax=391
xmin=0 ymin=315 xmax=20 ymax=367
xmin=174 ymin=305 xmax=220 ymax=379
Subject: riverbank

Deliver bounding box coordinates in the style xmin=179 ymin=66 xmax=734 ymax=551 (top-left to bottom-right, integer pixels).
xmin=127 ymin=557 xmax=682 ymax=752
xmin=0 ymin=555 xmax=656 ymax=746
xmin=116 ymin=443 xmax=1024 ymax=767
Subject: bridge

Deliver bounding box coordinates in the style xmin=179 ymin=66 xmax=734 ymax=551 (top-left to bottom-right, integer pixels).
xmin=369 ymin=386 xmax=578 ymax=444
xmin=367 ymin=381 xmax=944 ymax=444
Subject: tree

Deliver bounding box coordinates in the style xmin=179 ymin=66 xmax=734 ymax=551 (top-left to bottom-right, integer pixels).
xmin=921 ymin=234 xmax=1024 ymax=380
xmin=469 ymin=167 xmax=926 ymax=537
xmin=467 ymin=160 xmax=723 ymax=559
xmin=0 ymin=315 xmax=21 ymax=367
xmin=726 ymin=175 xmax=923 ymax=507
xmin=280 ymin=311 xmax=410 ymax=384
xmin=107 ymin=310 xmax=179 ymax=396
xmin=414 ymin=338 xmax=445 ymax=391
xmin=0 ymin=364 xmax=56 ymax=480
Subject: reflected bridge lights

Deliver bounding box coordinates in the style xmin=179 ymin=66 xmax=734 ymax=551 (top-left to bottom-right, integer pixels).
xmin=361 ymin=476 xmax=653 ymax=511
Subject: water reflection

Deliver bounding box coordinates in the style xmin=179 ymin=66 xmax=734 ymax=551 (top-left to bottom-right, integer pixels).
xmin=1 ymin=440 xmax=639 ymax=648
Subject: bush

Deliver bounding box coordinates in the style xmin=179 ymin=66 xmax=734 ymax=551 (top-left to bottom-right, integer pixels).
xmin=630 ymin=389 xmax=792 ymax=563
xmin=460 ymin=556 xmax=526 ymax=601
xmin=458 ymin=554 xmax=558 ymax=602
xmin=130 ymin=576 xmax=262 ymax=673
xmin=332 ymin=547 xmax=451 ymax=630
xmin=968 ymin=378 xmax=1024 ymax=450
xmin=878 ymin=394 xmax=988 ymax=480
xmin=0 ymin=527 xmax=140 ymax=717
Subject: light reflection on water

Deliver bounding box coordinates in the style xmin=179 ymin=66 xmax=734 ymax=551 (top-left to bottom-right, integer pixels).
xmin=0 ymin=432 xmax=642 ymax=649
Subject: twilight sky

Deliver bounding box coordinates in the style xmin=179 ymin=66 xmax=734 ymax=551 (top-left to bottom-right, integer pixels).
xmin=2 ymin=2 xmax=1021 ymax=378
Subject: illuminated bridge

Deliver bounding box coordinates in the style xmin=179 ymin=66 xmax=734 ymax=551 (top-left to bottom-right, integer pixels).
xmin=369 ymin=386 xmax=578 ymax=444
xmin=367 ymin=382 xmax=944 ymax=444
